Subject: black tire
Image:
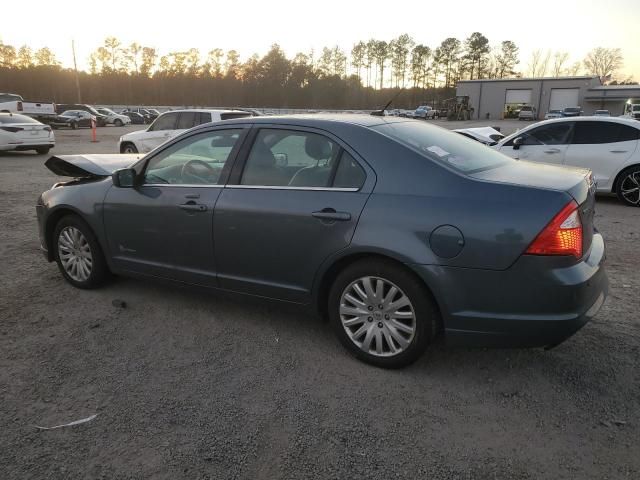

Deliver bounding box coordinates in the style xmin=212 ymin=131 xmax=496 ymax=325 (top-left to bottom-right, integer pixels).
xmin=114 ymin=119 xmax=123 ymax=127
xmin=120 ymin=142 xmax=138 ymax=154
xmin=53 ymin=215 xmax=109 ymax=289
xmin=328 ymin=258 xmax=439 ymax=368
xmin=615 ymin=166 xmax=640 ymax=207
xmin=71 ymin=122 xmax=78 ymax=130
xmin=35 ymin=147 xmax=50 ymax=155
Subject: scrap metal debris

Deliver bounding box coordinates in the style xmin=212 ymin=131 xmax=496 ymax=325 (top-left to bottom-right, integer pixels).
xmin=34 ymin=414 xmax=98 ymax=430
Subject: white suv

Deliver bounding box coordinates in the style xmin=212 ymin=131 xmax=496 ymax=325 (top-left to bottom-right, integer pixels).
xmin=118 ymin=109 xmax=252 ymax=153
xmin=494 ymin=116 xmax=640 ymax=206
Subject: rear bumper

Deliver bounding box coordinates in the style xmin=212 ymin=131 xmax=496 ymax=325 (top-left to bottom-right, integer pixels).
xmin=409 ymin=233 xmax=608 ymax=348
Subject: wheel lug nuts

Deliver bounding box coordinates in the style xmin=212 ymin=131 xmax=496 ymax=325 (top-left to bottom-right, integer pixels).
xmin=377 ymin=322 xmax=383 ymax=328
xmin=378 ymin=304 xmax=383 ymax=309
xmin=368 ymin=317 xmax=373 ymax=322
xmin=368 ymin=306 xmax=373 ymax=311
xmin=384 ymin=314 xmax=389 ymax=320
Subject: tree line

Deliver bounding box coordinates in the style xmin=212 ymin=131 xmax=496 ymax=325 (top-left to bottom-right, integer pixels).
xmin=0 ymin=35 xmax=632 ymax=109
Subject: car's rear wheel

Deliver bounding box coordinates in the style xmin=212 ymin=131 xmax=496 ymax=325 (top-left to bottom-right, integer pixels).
xmin=328 ymin=258 xmax=438 ymax=368
xmin=35 ymin=147 xmax=50 ymax=154
xmin=53 ymin=216 xmax=109 ymax=289
xmin=616 ymin=166 xmax=640 ymax=207
xmin=114 ymin=119 xmax=123 ymax=127
xmin=120 ymin=142 xmax=138 ymax=154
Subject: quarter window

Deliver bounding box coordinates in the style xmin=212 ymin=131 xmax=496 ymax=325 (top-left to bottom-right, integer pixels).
xmin=240 ymin=129 xmax=339 ymax=187
xmin=333 ymin=151 xmax=366 ymax=189
xmin=144 ymin=129 xmax=243 ymax=185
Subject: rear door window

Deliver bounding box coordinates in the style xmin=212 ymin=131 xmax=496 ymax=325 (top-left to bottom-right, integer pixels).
xmin=571 ymin=121 xmax=620 ymax=144
xmin=198 ymin=112 xmax=212 ymax=125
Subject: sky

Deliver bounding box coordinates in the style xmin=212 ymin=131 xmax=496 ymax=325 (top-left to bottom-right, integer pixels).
xmin=2 ymin=0 xmax=639 ymax=79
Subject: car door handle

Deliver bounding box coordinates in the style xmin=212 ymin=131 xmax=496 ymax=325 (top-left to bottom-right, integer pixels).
xmin=312 ymin=209 xmax=351 ymax=221
xmin=610 ymin=150 xmax=628 ymax=153
xmin=544 ymin=148 xmax=561 ymax=154
xmin=179 ymin=202 xmax=207 ymax=212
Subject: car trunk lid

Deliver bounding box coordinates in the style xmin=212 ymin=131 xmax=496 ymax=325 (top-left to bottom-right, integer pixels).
xmin=470 ymin=160 xmax=596 ymax=258
xmin=45 ymin=154 xmax=141 ymax=178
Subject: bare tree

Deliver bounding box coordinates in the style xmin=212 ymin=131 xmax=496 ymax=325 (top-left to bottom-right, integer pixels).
xmin=584 ymin=47 xmax=623 ymax=83
xmin=552 ymin=51 xmax=569 ymax=77
xmin=528 ymin=49 xmax=551 ymax=77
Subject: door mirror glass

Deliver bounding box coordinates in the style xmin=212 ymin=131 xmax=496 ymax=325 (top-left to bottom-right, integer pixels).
xmin=513 ymin=137 xmax=523 ymax=150
xmin=112 ymin=168 xmax=137 ymax=188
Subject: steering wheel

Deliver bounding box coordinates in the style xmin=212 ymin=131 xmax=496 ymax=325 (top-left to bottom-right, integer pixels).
xmin=181 ymin=159 xmax=216 ymax=183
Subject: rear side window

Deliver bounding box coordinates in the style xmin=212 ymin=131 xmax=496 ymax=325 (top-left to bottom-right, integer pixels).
xmin=150 ymin=112 xmax=178 ymax=131
xmin=372 ymin=121 xmax=511 ymax=173
xmin=571 ymin=121 xmax=636 ymax=144
xmin=177 ymin=112 xmax=198 ymax=130
xmin=333 ymin=151 xmax=366 ymax=189
xmin=0 ymin=114 xmax=39 ymax=124
xmin=220 ymin=112 xmax=251 ymax=121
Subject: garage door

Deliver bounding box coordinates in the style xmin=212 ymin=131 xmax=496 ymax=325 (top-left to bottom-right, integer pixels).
xmin=549 ymin=88 xmax=580 ymax=110
xmin=505 ymin=89 xmax=532 ymax=104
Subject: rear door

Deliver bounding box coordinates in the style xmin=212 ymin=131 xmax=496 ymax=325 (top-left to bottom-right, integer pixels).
xmin=140 ymin=112 xmax=180 ymax=151
xmin=564 ymin=121 xmax=639 ymax=190
xmin=499 ymin=121 xmax=573 ymax=164
xmin=213 ymin=126 xmax=373 ymax=302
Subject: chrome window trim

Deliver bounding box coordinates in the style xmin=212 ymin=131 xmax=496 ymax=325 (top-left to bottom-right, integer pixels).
xmin=225 ymin=185 xmax=360 ymax=192
xmin=143 ymin=184 xmax=224 ymax=188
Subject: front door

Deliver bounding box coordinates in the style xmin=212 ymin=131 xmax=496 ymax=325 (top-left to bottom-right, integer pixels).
xmin=103 ymin=127 xmax=247 ymax=286
xmin=139 ymin=111 xmax=180 ymax=152
xmin=214 ymin=127 xmax=372 ymax=303
xmin=499 ymin=121 xmax=573 ymax=165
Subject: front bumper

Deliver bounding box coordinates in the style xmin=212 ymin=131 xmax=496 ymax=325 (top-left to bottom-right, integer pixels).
xmin=409 ymin=233 xmax=608 ymax=348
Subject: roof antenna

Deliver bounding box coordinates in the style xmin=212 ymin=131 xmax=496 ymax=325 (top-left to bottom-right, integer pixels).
xmin=370 ymin=89 xmax=404 ymax=116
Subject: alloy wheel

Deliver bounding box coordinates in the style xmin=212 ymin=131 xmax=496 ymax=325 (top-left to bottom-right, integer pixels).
xmin=339 ymin=276 xmax=416 ymax=357
xmin=58 ymin=226 xmax=93 ymax=282
xmin=620 ymin=171 xmax=640 ymax=205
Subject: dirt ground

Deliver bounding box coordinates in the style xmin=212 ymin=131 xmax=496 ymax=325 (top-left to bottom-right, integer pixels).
xmin=1 ymin=122 xmax=639 ymax=479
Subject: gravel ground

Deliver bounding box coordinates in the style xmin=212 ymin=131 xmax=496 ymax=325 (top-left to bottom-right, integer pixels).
xmin=1 ymin=123 xmax=639 ymax=479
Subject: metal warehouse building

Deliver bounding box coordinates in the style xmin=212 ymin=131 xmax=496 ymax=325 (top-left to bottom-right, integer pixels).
xmin=456 ymin=76 xmax=640 ymax=120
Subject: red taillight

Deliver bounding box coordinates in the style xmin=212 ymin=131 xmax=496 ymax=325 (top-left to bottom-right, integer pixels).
xmin=526 ymin=200 xmax=583 ymax=258
xmin=17 ymin=101 xmax=23 ymax=111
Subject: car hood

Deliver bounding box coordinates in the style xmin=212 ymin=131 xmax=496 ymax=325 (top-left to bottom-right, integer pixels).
xmin=454 ymin=127 xmax=504 ymax=144
xmin=45 ymin=154 xmax=141 ymax=177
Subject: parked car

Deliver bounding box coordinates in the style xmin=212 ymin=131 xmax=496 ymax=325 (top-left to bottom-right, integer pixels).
xmin=413 ymin=105 xmax=439 ymax=119
xmin=96 ymin=108 xmax=131 ymax=127
xmin=561 ymin=107 xmax=582 ymax=117
xmin=118 ymin=109 xmax=252 ymax=153
xmin=453 ymin=127 xmax=504 ymax=145
xmin=518 ymin=105 xmax=536 ymax=120
xmin=0 ymin=113 xmax=54 ymax=154
xmin=545 ymin=109 xmax=563 ymax=119
xmin=38 ymin=114 xmax=607 ymax=368
xmin=0 ymin=92 xmax=56 ymax=119
xmin=55 ymin=104 xmax=107 ymax=126
xmin=121 ymin=107 xmax=158 ymax=123
xmin=494 ymin=116 xmax=640 ymax=206
xmin=49 ymin=110 xmax=96 ymax=129
xmin=121 ymin=111 xmax=147 ymax=125
xmin=593 ymin=110 xmax=611 ymax=117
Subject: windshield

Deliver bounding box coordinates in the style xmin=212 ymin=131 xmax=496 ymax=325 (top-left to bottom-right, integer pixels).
xmin=521 ymin=106 xmax=532 ymax=111
xmin=371 ymin=121 xmax=512 ymax=173
xmin=61 ymin=110 xmax=80 ymax=116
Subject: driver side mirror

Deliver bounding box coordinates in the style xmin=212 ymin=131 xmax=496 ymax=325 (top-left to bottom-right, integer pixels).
xmin=112 ymin=168 xmax=137 ymax=188
xmin=513 ymin=136 xmax=523 ymax=150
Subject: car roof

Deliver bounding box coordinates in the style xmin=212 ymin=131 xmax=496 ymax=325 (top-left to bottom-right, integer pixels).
xmin=218 ymin=113 xmax=410 ymax=127
xmin=159 ymin=108 xmax=258 ymax=115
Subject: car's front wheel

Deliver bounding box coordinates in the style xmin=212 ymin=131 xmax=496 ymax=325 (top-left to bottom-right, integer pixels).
xmin=616 ymin=166 xmax=640 ymax=207
xmin=71 ymin=122 xmax=78 ymax=130
xmin=120 ymin=142 xmax=138 ymax=154
xmin=114 ymin=119 xmax=123 ymax=127
xmin=53 ymin=216 xmax=109 ymax=289
xmin=328 ymin=258 xmax=438 ymax=368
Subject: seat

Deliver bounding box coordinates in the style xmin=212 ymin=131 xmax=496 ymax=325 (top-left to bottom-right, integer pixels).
xmin=288 ymin=136 xmax=334 ymax=187
xmin=242 ymin=140 xmax=287 ymax=186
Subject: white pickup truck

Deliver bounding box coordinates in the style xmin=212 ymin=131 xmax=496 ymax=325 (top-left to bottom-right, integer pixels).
xmin=413 ymin=105 xmax=439 ymax=119
xmin=0 ymin=93 xmax=56 ymax=118
xmin=623 ymin=103 xmax=640 ymax=120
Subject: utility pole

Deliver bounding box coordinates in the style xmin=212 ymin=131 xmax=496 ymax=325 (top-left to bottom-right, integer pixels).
xmin=72 ymin=40 xmax=82 ymax=103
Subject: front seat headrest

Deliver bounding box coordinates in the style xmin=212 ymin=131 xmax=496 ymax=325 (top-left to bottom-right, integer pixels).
xmin=305 ymin=135 xmax=332 ymax=160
